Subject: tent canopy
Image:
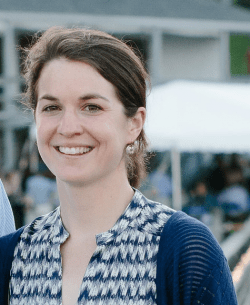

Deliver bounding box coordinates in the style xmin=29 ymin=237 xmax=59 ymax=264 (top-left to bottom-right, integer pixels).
xmin=145 ymin=80 xmax=250 ymax=153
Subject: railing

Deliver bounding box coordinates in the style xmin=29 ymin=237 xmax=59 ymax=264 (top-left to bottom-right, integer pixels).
xmin=221 ymin=216 xmax=250 ymax=304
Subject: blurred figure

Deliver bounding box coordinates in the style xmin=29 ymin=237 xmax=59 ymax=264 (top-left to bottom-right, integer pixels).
xmin=217 ymin=153 xmax=249 ymax=221
xmin=0 ymin=179 xmax=15 ymax=236
xmin=147 ymin=155 xmax=172 ymax=206
xmin=3 ymin=171 xmax=26 ymax=229
xmin=217 ymin=185 xmax=249 ymax=220
xmin=224 ymin=153 xmax=244 ymax=186
xmin=206 ymin=154 xmax=227 ymax=195
xmin=25 ymin=162 xmax=59 ymax=223
xmin=183 ymin=180 xmax=217 ymax=227
xmin=182 ymin=152 xmax=207 ymax=190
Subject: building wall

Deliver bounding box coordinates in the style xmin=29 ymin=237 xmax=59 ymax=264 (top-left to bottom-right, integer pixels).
xmin=160 ymin=35 xmax=221 ymax=81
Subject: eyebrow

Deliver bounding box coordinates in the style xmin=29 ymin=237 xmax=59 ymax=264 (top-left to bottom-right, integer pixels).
xmin=38 ymin=93 xmax=110 ymax=103
xmin=79 ymin=94 xmax=110 ymax=103
xmin=38 ymin=94 xmax=58 ymax=102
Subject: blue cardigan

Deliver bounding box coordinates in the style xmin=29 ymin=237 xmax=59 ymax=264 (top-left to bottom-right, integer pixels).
xmin=0 ymin=211 xmax=238 ymax=305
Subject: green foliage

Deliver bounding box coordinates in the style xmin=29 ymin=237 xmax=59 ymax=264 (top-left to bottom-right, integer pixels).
xmin=234 ymin=0 xmax=250 ymax=8
xmin=230 ymin=34 xmax=250 ymax=75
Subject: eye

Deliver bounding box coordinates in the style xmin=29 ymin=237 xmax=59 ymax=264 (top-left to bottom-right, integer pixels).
xmin=42 ymin=105 xmax=60 ymax=112
xmin=84 ymin=104 xmax=102 ymax=113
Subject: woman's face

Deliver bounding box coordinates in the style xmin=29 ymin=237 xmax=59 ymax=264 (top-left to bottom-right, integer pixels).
xmin=35 ymin=58 xmax=139 ymax=186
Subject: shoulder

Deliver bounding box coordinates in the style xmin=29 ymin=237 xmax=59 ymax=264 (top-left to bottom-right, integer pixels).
xmin=20 ymin=207 xmax=60 ymax=241
xmin=0 ymin=228 xmax=25 ymax=304
xmin=158 ymin=211 xmax=225 ymax=268
xmin=0 ymin=227 xmax=24 ymax=257
xmin=157 ymin=212 xmax=237 ymax=304
xmin=0 ymin=227 xmax=25 ymax=283
xmin=162 ymin=211 xmax=222 ymax=245
xmin=134 ymin=190 xmax=176 ymax=236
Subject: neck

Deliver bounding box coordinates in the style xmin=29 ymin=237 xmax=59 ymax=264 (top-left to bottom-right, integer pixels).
xmin=57 ymin=173 xmax=134 ymax=239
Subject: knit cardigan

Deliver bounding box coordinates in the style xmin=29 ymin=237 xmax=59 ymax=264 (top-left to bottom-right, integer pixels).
xmin=0 ymin=211 xmax=238 ymax=305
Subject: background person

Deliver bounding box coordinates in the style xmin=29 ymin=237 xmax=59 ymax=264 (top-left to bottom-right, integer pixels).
xmin=25 ymin=162 xmax=59 ymax=224
xmin=0 ymin=27 xmax=237 ymax=305
xmin=217 ymin=153 xmax=249 ymax=221
xmin=183 ymin=179 xmax=217 ymax=227
xmin=147 ymin=159 xmax=172 ymax=206
xmin=0 ymin=179 xmax=15 ymax=237
xmin=3 ymin=170 xmax=26 ymax=229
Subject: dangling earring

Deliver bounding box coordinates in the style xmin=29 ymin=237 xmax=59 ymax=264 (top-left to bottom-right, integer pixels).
xmin=126 ymin=143 xmax=135 ymax=154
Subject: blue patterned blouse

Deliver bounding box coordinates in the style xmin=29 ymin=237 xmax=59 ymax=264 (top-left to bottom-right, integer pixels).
xmin=9 ymin=190 xmax=175 ymax=305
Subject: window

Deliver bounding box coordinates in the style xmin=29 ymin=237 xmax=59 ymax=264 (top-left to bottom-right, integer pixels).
xmin=230 ymin=33 xmax=250 ymax=76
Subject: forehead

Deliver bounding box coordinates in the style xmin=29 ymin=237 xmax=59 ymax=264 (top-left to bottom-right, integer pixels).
xmin=37 ymin=58 xmax=118 ymax=99
xmin=38 ymin=58 xmax=102 ymax=84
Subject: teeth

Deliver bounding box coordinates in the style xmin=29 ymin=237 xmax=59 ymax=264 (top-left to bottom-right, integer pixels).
xmin=58 ymin=146 xmax=92 ymax=155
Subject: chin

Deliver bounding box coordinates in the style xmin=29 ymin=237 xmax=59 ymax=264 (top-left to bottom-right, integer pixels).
xmin=57 ymin=174 xmax=86 ymax=185
xmin=56 ymin=170 xmax=100 ymax=187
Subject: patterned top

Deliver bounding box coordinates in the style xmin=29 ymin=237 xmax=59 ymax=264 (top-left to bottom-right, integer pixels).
xmin=9 ymin=189 xmax=175 ymax=305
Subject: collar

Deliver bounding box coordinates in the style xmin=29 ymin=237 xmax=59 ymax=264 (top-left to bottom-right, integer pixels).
xmin=49 ymin=207 xmax=69 ymax=245
xmin=46 ymin=189 xmax=146 ymax=246
xmin=95 ymin=189 xmax=146 ymax=246
xmin=49 ymin=189 xmax=146 ymax=246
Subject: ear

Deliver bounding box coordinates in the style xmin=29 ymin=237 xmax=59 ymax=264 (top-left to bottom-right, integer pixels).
xmin=127 ymin=107 xmax=146 ymax=143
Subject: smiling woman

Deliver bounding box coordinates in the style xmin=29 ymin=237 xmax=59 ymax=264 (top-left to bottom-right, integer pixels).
xmin=0 ymin=27 xmax=238 ymax=305
xmin=35 ymin=59 xmax=138 ymax=188
xmin=24 ymin=27 xmax=149 ymax=189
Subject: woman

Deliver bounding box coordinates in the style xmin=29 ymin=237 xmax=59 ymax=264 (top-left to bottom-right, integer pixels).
xmin=0 ymin=27 xmax=237 ymax=305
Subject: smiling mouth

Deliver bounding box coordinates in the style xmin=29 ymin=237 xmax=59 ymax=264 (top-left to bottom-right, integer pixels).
xmin=56 ymin=146 xmax=93 ymax=155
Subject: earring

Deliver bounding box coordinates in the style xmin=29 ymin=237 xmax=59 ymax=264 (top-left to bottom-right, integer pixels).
xmin=126 ymin=143 xmax=135 ymax=154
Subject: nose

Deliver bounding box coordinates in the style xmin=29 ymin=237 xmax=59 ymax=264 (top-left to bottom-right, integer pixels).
xmin=57 ymin=111 xmax=83 ymax=137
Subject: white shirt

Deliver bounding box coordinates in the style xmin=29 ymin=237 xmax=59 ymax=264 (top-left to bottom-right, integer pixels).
xmin=217 ymin=184 xmax=249 ymax=212
xmin=26 ymin=175 xmax=58 ymax=206
xmin=0 ymin=179 xmax=15 ymax=237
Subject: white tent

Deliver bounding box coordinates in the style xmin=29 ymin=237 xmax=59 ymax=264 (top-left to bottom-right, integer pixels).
xmin=145 ymin=80 xmax=250 ymax=210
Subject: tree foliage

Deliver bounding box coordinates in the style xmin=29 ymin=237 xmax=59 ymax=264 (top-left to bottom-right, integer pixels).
xmin=234 ymin=0 xmax=250 ymax=8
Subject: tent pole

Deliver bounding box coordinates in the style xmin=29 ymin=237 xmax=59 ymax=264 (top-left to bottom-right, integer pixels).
xmin=171 ymin=147 xmax=182 ymax=211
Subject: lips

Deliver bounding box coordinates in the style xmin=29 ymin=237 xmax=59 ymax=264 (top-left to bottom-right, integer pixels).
xmin=57 ymin=146 xmax=93 ymax=155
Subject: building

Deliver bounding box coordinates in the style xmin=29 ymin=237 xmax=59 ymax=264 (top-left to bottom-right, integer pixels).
xmin=0 ymin=0 xmax=250 ymax=171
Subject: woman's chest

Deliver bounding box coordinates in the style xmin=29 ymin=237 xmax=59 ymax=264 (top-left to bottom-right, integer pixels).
xmin=9 ymin=232 xmax=160 ymax=305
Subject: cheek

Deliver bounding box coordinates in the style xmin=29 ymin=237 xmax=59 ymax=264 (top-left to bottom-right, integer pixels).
xmin=91 ymin=122 xmax=125 ymax=152
xmin=36 ymin=135 xmax=46 ymax=160
xmin=103 ymin=119 xmax=128 ymax=143
xmin=36 ymin=125 xmax=46 ymax=145
xmin=88 ymin=117 xmax=114 ymax=139
xmin=34 ymin=115 xmax=45 ymax=141
xmin=104 ymin=122 xmax=111 ymax=130
xmin=36 ymin=123 xmax=53 ymax=152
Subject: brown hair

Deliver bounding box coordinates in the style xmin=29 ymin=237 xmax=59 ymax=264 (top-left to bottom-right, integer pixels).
xmin=22 ymin=26 xmax=150 ymax=188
